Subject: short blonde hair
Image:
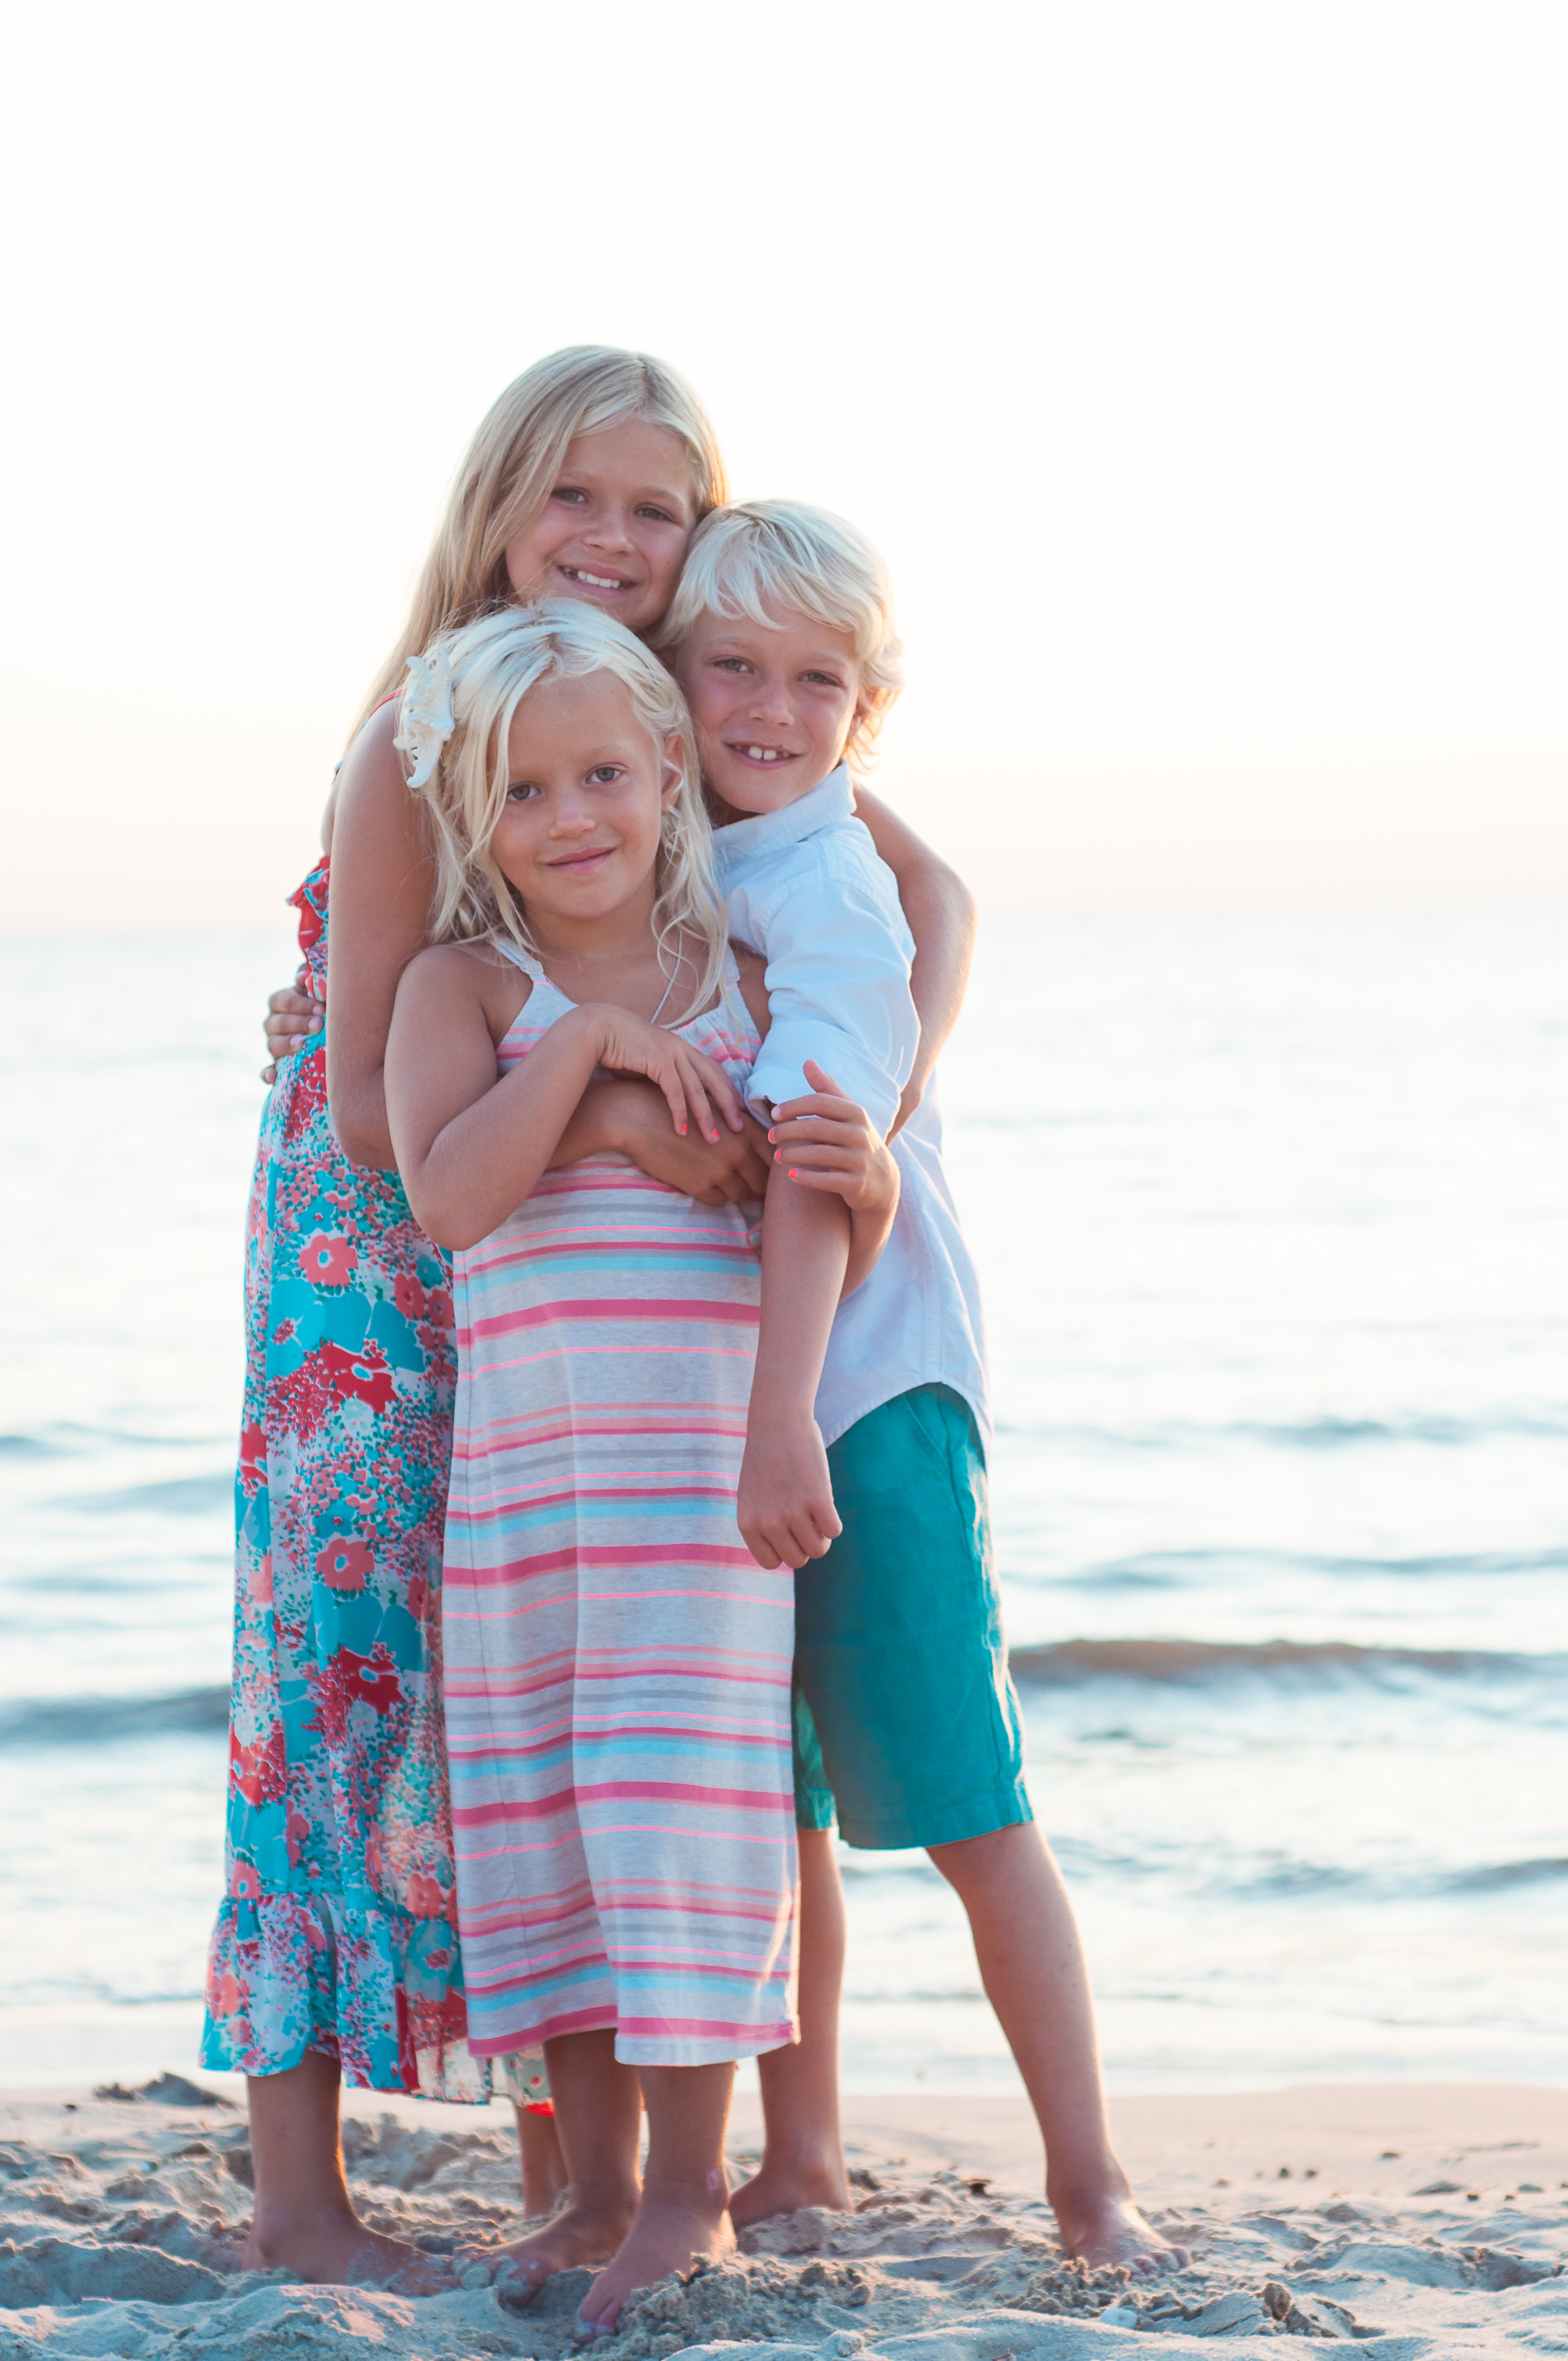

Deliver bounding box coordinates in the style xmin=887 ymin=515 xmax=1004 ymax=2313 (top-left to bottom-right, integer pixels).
xmin=654 ymin=499 xmax=904 ymax=764
xmin=409 ymin=601 xmax=728 ymax=1026
xmin=355 ymin=346 xmax=727 ymax=734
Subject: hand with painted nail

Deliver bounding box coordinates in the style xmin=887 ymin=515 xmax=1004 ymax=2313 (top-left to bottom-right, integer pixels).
xmin=580 ymin=1003 xmax=745 ymax=1145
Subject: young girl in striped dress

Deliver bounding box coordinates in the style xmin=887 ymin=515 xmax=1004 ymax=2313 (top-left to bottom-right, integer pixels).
xmin=384 ymin=600 xmax=891 ymax=2329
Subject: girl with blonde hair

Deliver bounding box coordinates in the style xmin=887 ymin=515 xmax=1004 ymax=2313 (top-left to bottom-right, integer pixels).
xmin=384 ymin=601 xmax=864 ymax=2325
xmin=220 ymin=345 xmax=974 ymax=2289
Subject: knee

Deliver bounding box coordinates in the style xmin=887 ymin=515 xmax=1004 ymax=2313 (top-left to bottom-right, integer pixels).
xmin=926 ymin=1816 xmax=1039 ymax=1894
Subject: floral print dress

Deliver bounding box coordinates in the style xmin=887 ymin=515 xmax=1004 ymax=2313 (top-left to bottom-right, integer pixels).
xmin=200 ymin=862 xmax=524 ymax=2099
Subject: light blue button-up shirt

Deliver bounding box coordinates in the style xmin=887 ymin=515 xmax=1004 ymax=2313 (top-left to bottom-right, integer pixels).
xmin=713 ymin=767 xmax=918 ymax=1136
xmin=712 ymin=766 xmax=990 ymax=1450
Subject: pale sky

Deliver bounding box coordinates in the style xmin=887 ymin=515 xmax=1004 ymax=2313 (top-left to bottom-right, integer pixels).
xmin=2 ymin=0 xmax=1563 ymax=931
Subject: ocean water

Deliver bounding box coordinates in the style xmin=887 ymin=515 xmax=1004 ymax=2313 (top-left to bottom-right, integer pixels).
xmin=0 ymin=911 xmax=1563 ymax=2093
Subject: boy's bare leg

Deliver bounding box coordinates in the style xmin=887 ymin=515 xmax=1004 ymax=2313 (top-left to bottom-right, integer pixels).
xmin=469 ymin=2031 xmax=640 ymax=2291
xmin=576 ymin=2060 xmax=737 ymax=2335
xmin=928 ymin=1821 xmax=1187 ymax=2272
xmin=731 ymin=1829 xmax=851 ymax=2224
xmin=242 ymin=2048 xmax=446 ymax=2288
xmin=516 ymin=2103 xmax=570 ymax=2218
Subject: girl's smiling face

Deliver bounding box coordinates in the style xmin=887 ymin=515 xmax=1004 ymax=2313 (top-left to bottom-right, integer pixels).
xmin=489 ymin=671 xmax=680 ymax=937
xmin=672 ymin=604 xmax=866 ymax=822
xmin=504 ymin=421 xmax=696 ymax=638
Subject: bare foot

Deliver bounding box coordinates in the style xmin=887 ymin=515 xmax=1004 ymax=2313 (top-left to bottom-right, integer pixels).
xmin=517 ymin=2103 xmax=570 ymax=2219
xmin=727 ymin=2149 xmax=850 ymax=2229
xmin=464 ymin=2185 xmax=637 ymax=2308
xmin=243 ymin=2207 xmax=451 ymax=2291
xmin=575 ymin=2173 xmax=734 ymax=2337
xmin=1055 ymin=2189 xmax=1190 ymax=2277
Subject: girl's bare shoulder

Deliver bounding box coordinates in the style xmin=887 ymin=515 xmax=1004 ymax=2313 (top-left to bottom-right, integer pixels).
xmin=402 ymin=939 xmax=532 ymax=1041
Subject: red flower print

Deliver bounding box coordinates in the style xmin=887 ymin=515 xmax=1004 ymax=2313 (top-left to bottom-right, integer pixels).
xmin=394 ymin=1272 xmax=426 ymax=1320
xmin=282 ymin=1059 xmax=326 ymax=1143
xmin=405 ymin=1870 xmax=446 ymax=1919
xmin=301 ymin=1233 xmax=358 ymax=1286
xmin=212 ymin=1968 xmax=246 ymax=2014
xmin=340 ymin=1645 xmax=402 ymax=1714
xmin=406 ymin=1573 xmax=428 ymax=1623
xmin=423 ymin=1286 xmax=454 ymax=1331
xmin=253 ymin=1551 xmax=274 ymax=1607
xmin=308 ymin=1643 xmax=404 ymax=1746
xmin=232 ymin=1862 xmax=262 ymax=1900
xmin=320 ymin=1340 xmax=395 ymax=1414
xmin=230 ymin=1724 xmax=286 ymax=1808
xmin=315 ymin=1534 xmax=374 ymax=1591
xmin=239 ymin=1424 xmax=266 ymax=1484
xmin=291 ymin=885 xmax=324 ymax=958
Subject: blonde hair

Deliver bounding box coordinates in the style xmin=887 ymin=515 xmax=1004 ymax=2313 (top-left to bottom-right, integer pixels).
xmin=653 ymin=499 xmax=904 ymax=764
xmin=410 ymin=601 xmax=728 ymax=1026
xmin=355 ymin=346 xmax=727 ymax=735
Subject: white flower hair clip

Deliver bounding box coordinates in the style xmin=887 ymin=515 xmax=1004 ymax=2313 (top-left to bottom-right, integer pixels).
xmin=394 ymin=648 xmax=456 ymax=788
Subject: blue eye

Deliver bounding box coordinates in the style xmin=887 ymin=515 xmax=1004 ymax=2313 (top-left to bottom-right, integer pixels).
xmin=589 ymin=765 xmax=622 ymax=785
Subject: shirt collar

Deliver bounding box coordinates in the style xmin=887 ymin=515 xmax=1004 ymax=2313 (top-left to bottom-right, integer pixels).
xmin=710 ymin=764 xmax=854 ymax=875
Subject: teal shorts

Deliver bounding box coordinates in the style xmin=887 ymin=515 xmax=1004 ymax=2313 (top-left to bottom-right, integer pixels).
xmin=791 ymin=1383 xmax=1032 ymax=1851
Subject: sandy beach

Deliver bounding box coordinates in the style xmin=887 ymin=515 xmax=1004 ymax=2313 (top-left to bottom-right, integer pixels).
xmin=0 ymin=2075 xmax=1562 ymax=2357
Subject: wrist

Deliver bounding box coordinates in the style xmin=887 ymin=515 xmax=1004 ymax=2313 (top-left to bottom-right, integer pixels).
xmin=748 ymin=1383 xmax=818 ymax=1426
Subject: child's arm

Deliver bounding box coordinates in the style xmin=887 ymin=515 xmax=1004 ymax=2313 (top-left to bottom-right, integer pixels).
xmin=769 ymin=1060 xmax=900 ymax=1299
xmin=549 ymin=1079 xmax=773 ymax=1205
xmin=851 ymin=788 xmax=977 ymax=1135
xmin=738 ymin=1173 xmax=848 ymax=1573
xmin=386 ymin=950 xmax=745 ymax=1251
xmin=325 ymin=704 xmax=433 ymax=1167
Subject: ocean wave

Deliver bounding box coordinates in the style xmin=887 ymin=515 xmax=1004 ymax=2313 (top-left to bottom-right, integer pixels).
xmin=1445 ymin=1856 xmax=1568 ymax=1894
xmin=1008 ymin=1638 xmax=1558 ymax=1687
xmin=0 ymin=1688 xmax=230 ymax=1748
xmin=52 ymin=1473 xmax=234 ymax=1518
xmin=1047 ymin=1545 xmax=1568 ymax=1591
xmin=995 ymin=1412 xmax=1568 ymax=1452
xmin=1051 ymin=1831 xmax=1568 ymax=1903
xmin=0 ymin=1421 xmax=229 ymax=1461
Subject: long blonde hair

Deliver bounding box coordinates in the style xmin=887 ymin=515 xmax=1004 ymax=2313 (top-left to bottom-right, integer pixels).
xmin=355 ymin=346 xmax=727 ymax=737
xmin=410 ymin=602 xmax=728 ymax=1026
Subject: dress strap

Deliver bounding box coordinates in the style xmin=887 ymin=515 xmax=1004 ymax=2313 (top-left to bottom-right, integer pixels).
xmin=490 ymin=935 xmax=547 ymax=983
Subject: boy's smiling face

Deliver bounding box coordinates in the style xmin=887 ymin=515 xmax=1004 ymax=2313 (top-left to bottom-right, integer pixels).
xmin=673 ymin=603 xmax=865 ymax=822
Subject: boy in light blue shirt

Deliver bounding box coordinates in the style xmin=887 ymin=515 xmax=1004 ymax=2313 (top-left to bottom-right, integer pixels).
xmin=656 ymin=506 xmax=1180 ymax=2274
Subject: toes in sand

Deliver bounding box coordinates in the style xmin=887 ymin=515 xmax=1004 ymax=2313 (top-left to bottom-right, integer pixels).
xmin=469 ymin=2189 xmax=638 ymax=2306
xmin=575 ymin=2178 xmax=736 ymax=2338
xmin=243 ymin=2215 xmax=451 ymax=2292
xmin=1056 ymin=2192 xmax=1189 ymax=2275
xmin=727 ymin=2152 xmax=850 ymax=2230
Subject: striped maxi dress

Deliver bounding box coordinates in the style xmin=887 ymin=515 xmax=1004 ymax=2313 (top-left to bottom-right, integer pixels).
xmin=442 ymin=945 xmax=799 ymax=2068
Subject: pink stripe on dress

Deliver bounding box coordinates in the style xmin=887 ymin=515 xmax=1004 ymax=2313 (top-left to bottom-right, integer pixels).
xmin=441 ymin=948 xmax=798 ymax=2068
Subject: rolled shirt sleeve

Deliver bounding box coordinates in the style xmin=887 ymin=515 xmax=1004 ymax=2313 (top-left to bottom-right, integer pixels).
xmin=728 ymin=851 xmax=918 ymax=1136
